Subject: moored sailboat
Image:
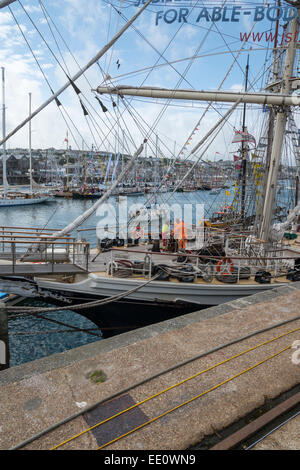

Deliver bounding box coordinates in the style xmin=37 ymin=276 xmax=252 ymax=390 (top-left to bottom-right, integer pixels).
xmin=0 ymin=70 xmax=54 ymax=206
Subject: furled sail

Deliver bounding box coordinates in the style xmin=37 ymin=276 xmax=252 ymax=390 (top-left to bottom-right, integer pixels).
xmin=269 ymin=204 xmax=300 ymax=242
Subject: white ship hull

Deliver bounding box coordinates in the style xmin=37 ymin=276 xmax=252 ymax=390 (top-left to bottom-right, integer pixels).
xmin=35 ymin=272 xmax=285 ymax=306
xmin=0 ymin=197 xmax=53 ymax=207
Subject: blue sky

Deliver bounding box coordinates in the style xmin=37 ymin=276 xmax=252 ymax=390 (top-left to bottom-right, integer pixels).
xmin=0 ymin=0 xmax=295 ymax=161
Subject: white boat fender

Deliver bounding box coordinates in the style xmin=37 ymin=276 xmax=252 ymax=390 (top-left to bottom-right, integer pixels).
xmin=143 ymin=254 xmax=151 ymax=276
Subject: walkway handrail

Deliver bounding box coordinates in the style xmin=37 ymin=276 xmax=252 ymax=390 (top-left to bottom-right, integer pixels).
xmin=109 ymin=247 xmax=300 ymax=261
xmin=0 ymin=225 xmax=62 ymax=231
xmin=0 ymin=234 xmax=75 ymax=241
xmin=0 ymin=239 xmax=87 ymax=246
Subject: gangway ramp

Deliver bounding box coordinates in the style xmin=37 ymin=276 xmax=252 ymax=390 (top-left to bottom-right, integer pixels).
xmin=0 ymin=230 xmax=90 ymax=276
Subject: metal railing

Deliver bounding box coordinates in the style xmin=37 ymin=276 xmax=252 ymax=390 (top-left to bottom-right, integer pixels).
xmin=105 ymin=247 xmax=300 ymax=283
xmin=0 ymin=237 xmax=90 ymax=273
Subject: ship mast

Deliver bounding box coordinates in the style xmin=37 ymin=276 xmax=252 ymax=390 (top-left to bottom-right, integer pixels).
xmin=241 ymin=55 xmax=249 ymax=225
xmin=259 ymin=5 xmax=299 ymax=242
xmin=256 ymin=0 xmax=281 ymax=231
xmin=29 ymin=92 xmax=33 ymax=194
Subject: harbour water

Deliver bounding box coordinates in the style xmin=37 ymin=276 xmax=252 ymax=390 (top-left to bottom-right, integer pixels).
xmin=0 ymin=189 xmax=237 ymax=245
xmin=8 ymin=300 xmax=100 ymax=367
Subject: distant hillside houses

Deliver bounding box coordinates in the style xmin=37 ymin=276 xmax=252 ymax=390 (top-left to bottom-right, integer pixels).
xmin=0 ymin=148 xmax=122 ymax=185
xmin=0 ymin=148 xmax=180 ymax=185
xmin=1 ymin=147 xmax=294 ymax=186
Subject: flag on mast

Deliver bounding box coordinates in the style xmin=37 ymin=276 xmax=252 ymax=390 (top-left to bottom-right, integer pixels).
xmin=233 ymin=155 xmax=242 ymax=170
xmin=232 ymin=129 xmax=256 ymax=146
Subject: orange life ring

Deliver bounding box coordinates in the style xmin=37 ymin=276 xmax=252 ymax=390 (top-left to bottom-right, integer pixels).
xmin=216 ymin=258 xmax=234 ymax=275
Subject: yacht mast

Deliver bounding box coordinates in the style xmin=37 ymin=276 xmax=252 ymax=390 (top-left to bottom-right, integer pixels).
xmin=65 ymin=131 xmax=69 ymax=191
xmin=259 ymin=6 xmax=299 ymax=242
xmin=29 ymin=92 xmax=33 ymax=194
xmin=1 ymin=67 xmax=8 ymax=198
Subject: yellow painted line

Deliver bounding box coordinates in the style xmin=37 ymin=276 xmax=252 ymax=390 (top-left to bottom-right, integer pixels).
xmin=50 ymin=326 xmax=300 ymax=450
xmin=97 ymin=345 xmax=292 ymax=450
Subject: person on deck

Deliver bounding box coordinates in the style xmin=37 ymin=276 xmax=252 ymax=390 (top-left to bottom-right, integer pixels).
xmin=172 ymin=218 xmax=187 ymax=250
xmin=161 ymin=222 xmax=170 ymax=251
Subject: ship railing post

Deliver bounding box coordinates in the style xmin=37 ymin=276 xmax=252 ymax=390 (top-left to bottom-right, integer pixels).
xmin=2 ymin=227 xmax=4 ymax=252
xmin=86 ymin=243 xmax=89 ymax=272
xmin=0 ymin=302 xmax=9 ymax=371
xmin=11 ymin=241 xmax=16 ymax=274
xmin=149 ymin=254 xmax=152 ymax=280
xmin=237 ymin=259 xmax=241 ymax=283
xmin=66 ymin=239 xmax=70 ymax=259
xmin=52 ymin=243 xmax=54 ymax=273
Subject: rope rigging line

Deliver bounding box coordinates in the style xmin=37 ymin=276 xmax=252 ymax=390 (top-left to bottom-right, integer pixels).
xmin=104 ymin=2 xmax=113 ymax=72
xmin=174 ymin=0 xmax=270 ymax=163
xmin=98 ymin=47 xmax=274 ymax=86
xmin=0 ymin=0 xmax=155 ymax=149
xmin=114 ymin=92 xmax=238 ymax=213
xmin=18 ymin=0 xmax=121 ymax=154
xmin=144 ymin=0 xmax=229 ymax=143
xmin=110 ymin=5 xmax=199 ymax=91
xmin=38 ymin=0 xmax=129 ymax=154
xmin=21 ymin=2 xmax=225 ymax=213
xmin=105 ymin=0 xmax=124 ymax=76
xmin=38 ymin=0 xmax=72 ymax=77
xmin=96 ymin=0 xmax=225 ymax=159
xmin=8 ymin=5 xmax=87 ymax=152
xmin=89 ymin=0 xmax=274 ymax=217
xmin=13 ymin=0 xmax=157 ymax=204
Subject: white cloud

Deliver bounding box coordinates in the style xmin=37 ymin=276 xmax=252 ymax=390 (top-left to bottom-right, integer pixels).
xmin=0 ymin=0 xmax=272 ymax=160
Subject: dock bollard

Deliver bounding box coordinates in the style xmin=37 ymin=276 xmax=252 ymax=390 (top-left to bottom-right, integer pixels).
xmin=0 ymin=302 xmax=9 ymax=371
